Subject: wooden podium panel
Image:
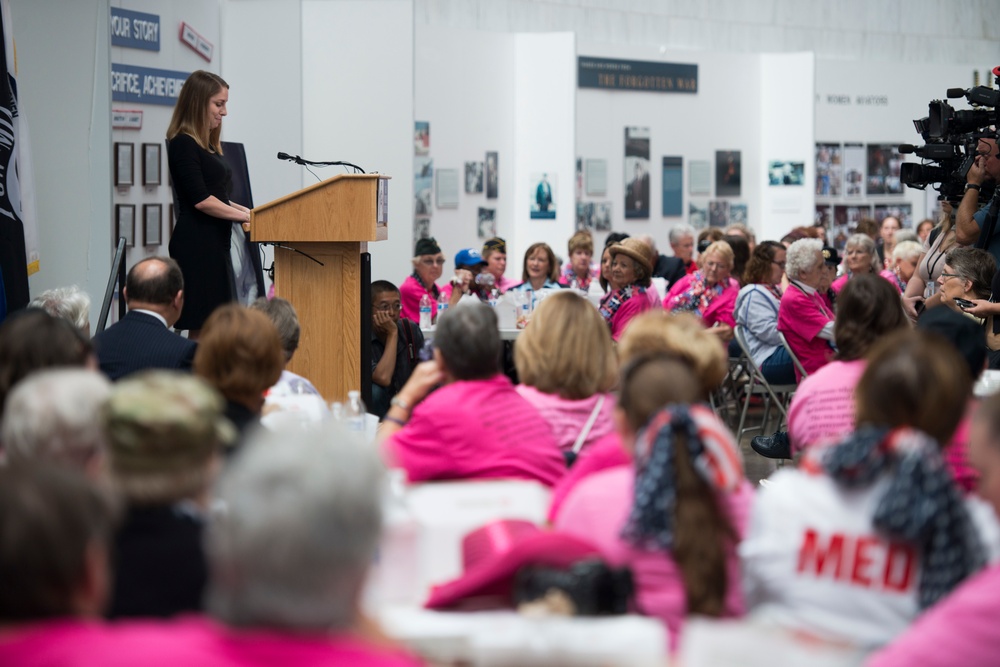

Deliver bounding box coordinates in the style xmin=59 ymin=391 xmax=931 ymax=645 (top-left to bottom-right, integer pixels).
xmin=251 ymin=174 xmax=388 ymax=402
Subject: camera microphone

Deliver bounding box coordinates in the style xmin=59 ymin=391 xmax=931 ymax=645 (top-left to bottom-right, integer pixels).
xmin=898 ymin=144 xmax=917 ymax=154
xmin=946 ymin=88 xmax=967 ymax=99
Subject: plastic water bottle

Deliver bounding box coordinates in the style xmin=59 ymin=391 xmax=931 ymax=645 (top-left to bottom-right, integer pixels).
xmin=437 ymin=291 xmax=448 ymax=318
xmin=419 ymin=293 xmax=432 ymax=329
xmin=346 ymin=390 xmax=366 ymax=433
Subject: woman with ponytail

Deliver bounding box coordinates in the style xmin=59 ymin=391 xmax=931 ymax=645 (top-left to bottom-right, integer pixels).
xmin=553 ymin=348 xmax=753 ymax=651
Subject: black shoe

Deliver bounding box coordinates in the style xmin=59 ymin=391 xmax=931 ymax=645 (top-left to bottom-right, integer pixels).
xmin=751 ymin=431 xmax=791 ymax=460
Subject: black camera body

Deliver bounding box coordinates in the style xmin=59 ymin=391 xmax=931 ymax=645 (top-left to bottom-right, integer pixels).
xmin=512 ymin=559 xmax=634 ymax=616
xmin=900 ymin=71 xmax=1000 ymax=203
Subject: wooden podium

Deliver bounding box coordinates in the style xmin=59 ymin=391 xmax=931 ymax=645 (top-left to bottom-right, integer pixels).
xmin=250 ymin=173 xmax=390 ymax=402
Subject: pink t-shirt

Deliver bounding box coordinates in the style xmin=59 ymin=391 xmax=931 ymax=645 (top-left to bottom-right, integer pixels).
xmin=604 ymin=289 xmax=653 ymax=341
xmin=0 ymin=617 xmax=422 ymax=667
xmin=831 ymin=273 xmax=849 ymax=293
xmin=399 ymin=274 xmax=440 ymax=325
xmin=547 ymin=437 xmax=631 ymax=523
xmin=496 ymin=274 xmax=518 ymax=294
xmin=514 ymin=385 xmax=617 ymax=454
xmin=777 ymin=283 xmax=835 ymax=379
xmin=787 ymin=360 xmax=866 ymax=455
xmin=554 ymin=465 xmax=753 ymax=652
xmin=945 ymin=401 xmax=979 ymax=494
xmin=867 ymin=562 xmax=1000 ymax=667
xmin=385 ymin=375 xmax=566 ymax=486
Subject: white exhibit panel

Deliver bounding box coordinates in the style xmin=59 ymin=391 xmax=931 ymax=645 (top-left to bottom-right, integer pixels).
xmin=11 ymin=0 xmax=112 ymax=328
xmin=301 ymin=0 xmax=414 ymax=288
xmin=759 ymin=52 xmax=814 ymax=244
xmin=575 ymin=43 xmax=764 ymax=253
xmin=511 ymin=32 xmax=576 ymax=280
xmin=813 ymin=59 xmax=983 ymax=238
xmin=413 ymin=24 xmax=516 ymax=284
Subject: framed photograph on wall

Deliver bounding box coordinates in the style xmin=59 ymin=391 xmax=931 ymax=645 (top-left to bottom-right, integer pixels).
xmin=624 ymin=127 xmax=650 ymax=219
xmin=142 ymin=143 xmax=161 ymax=186
xmin=485 ymin=151 xmax=498 ymax=199
xmin=143 ymin=204 xmax=162 ymax=246
xmin=115 ymin=204 xmax=135 ymax=247
xmin=114 ymin=142 xmax=134 ymax=187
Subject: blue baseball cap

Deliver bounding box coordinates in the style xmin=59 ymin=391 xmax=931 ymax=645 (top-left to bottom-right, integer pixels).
xmin=455 ymin=248 xmax=487 ymax=268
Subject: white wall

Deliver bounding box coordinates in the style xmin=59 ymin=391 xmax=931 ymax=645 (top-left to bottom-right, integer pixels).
xmin=576 ymin=43 xmax=764 ymax=250
xmin=759 ymin=52 xmax=814 ymax=243
xmin=300 ymin=0 xmax=414 ymax=287
xmin=414 ymin=25 xmax=515 ymax=281
xmin=510 ymin=32 xmax=576 ymax=280
xmin=12 ymin=0 xmax=112 ymax=328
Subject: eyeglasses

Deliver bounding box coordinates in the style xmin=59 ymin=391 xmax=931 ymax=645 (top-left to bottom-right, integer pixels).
xmin=374 ymin=303 xmax=402 ymax=313
xmin=420 ymin=258 xmax=446 ymax=266
xmin=772 ymin=260 xmax=786 ymax=269
xmin=703 ymin=261 xmax=727 ymax=270
xmin=939 ymin=272 xmax=962 ymax=281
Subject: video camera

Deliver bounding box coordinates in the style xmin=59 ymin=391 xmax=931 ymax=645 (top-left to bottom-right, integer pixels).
xmin=900 ymin=66 xmax=1000 ymax=202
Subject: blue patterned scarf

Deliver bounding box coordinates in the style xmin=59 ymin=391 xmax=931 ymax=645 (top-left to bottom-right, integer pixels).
xmin=599 ymin=284 xmax=645 ymax=325
xmin=823 ymin=425 xmax=985 ymax=609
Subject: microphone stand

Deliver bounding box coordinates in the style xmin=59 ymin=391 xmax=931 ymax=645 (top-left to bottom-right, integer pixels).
xmin=277 ymin=152 xmax=365 ymax=174
xmin=260 ymin=242 xmax=324 ymax=267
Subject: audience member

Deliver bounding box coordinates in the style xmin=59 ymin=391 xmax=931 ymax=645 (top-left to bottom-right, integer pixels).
xmin=935 ymin=247 xmax=995 ymax=321
xmin=854 ymin=217 xmax=879 ymax=241
xmin=664 ymin=240 xmax=739 ymax=341
xmin=1 ymin=369 xmax=110 ymax=477
xmin=735 ymin=241 xmax=793 ymax=385
xmin=92 ymin=257 xmax=197 ymax=381
xmin=370 ymin=280 xmax=424 ymax=419
xmin=29 ymin=285 xmax=91 ymax=336
xmin=400 ymin=237 xmax=447 ymax=324
xmin=550 ymin=311 xmax=728 ymax=522
xmin=867 ymin=391 xmax=1000 ymax=667
xmin=696 ymin=228 xmax=724 ymax=254
xmin=249 ymin=296 xmax=319 ymax=397
xmin=510 ymin=242 xmax=561 ymax=293
xmin=882 ymin=240 xmax=923 ymax=294
xmin=668 ymin=224 xmax=697 ymax=278
xmin=105 ymin=371 xmax=234 ymax=619
xmin=193 ymin=305 xmax=284 ymax=441
xmin=876 ymin=216 xmax=902 ymax=268
xmin=741 ymin=329 xmax=986 ymax=649
xmin=203 ymin=423 xmax=421 ymax=666
xmin=777 ymin=239 xmax=837 ymax=379
xmin=0 ymin=464 xmax=119 ymax=662
xmin=724 ymin=222 xmax=756 ymax=252
xmin=443 ymin=248 xmax=489 ymax=301
xmin=555 ymin=353 xmax=752 ymax=651
xmin=0 ymin=308 xmax=94 ymax=415
xmin=514 ymin=291 xmax=618 ymax=463
xmin=600 ymin=238 xmax=655 ymax=341
xmin=380 ymin=302 xmax=564 ymax=486
xmin=916 ymin=217 xmax=935 ymax=245
xmin=955 ymin=136 xmax=1000 ymax=259
xmin=598 ymin=243 xmax=613 ymax=292
xmin=753 ymin=274 xmax=908 ymax=460
xmin=903 ymin=204 xmax=957 ymax=320
xmin=723 ymin=234 xmax=751 ymax=287
xmin=482 ymin=236 xmax=517 ymax=293
xmin=832 ymin=233 xmax=880 ymax=293
xmin=559 ymin=231 xmax=598 ymax=290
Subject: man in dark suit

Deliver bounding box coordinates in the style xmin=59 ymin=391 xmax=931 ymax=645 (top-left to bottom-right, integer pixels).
xmin=92 ymin=257 xmax=196 ymax=381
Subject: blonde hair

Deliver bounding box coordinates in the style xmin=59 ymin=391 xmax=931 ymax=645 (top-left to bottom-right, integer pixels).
xmin=166 ymin=70 xmax=228 ymax=153
xmin=616 ymin=311 xmax=727 ymax=399
xmin=514 ymin=291 xmax=617 ymax=400
xmin=699 ymin=241 xmax=735 ymax=270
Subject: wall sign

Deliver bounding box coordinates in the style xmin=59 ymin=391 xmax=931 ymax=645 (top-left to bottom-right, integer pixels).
xmin=110 ymin=7 xmax=160 ymax=51
xmin=112 ymin=109 xmax=143 ymax=130
xmin=180 ymin=22 xmax=214 ymax=62
xmin=112 ymin=64 xmax=189 ymax=106
xmin=578 ymin=57 xmax=698 ymax=94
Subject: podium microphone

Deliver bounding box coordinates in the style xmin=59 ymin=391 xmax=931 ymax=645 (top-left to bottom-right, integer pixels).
xmin=276 ymin=151 xmax=302 ymax=163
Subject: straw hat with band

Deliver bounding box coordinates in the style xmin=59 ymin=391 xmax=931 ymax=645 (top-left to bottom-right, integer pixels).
xmin=609 ymin=238 xmax=653 ymax=283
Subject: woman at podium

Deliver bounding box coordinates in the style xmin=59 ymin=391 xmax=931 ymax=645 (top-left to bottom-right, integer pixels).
xmin=166 ymin=70 xmax=253 ymax=339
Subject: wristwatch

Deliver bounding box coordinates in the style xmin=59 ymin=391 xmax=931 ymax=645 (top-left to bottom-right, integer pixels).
xmin=390 ymin=396 xmax=411 ymax=412
xmin=966 ymin=183 xmax=982 ymax=193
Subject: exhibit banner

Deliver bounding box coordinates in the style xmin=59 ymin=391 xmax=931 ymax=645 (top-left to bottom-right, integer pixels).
xmin=578 ymin=56 xmax=697 ymax=93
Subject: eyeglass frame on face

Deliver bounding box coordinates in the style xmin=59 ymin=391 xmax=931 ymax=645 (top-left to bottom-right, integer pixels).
xmin=772 ymin=260 xmax=786 ymax=269
xmin=420 ymin=257 xmax=446 ymax=266
xmin=703 ymin=260 xmax=728 ymax=271
xmin=374 ymin=302 xmax=403 ymax=313
xmin=939 ymin=272 xmax=963 ymax=281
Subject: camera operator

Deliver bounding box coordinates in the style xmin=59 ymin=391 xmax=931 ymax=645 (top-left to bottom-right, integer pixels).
xmin=955 ymin=136 xmax=1000 ymax=260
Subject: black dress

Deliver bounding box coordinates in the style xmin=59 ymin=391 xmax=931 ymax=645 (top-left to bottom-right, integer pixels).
xmin=167 ymin=133 xmax=237 ymax=331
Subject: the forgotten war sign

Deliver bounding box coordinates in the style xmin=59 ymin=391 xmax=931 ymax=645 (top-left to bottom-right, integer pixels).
xmin=578 ymin=57 xmax=698 ymax=94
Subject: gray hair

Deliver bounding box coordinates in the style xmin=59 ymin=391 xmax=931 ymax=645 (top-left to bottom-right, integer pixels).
xmin=845 ymin=233 xmax=881 ymax=273
xmin=944 ymin=247 xmax=996 ymax=299
xmin=785 ymin=238 xmax=824 ymax=280
xmin=206 ymin=423 xmax=384 ymax=631
xmin=1 ymin=369 xmax=110 ymax=470
xmin=636 ymin=234 xmax=658 ymax=254
xmin=893 ymin=229 xmax=920 ymax=245
xmin=724 ymin=223 xmax=756 ymax=243
xmin=435 ymin=301 xmax=500 ymax=380
xmin=893 ymin=240 xmax=924 ymax=264
xmin=669 ymin=225 xmax=695 ymax=245
xmin=29 ymin=286 xmax=90 ymax=333
xmin=249 ymin=297 xmax=300 ymax=362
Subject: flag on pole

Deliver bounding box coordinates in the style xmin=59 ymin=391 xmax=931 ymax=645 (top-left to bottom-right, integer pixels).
xmin=0 ymin=0 xmax=36 ymax=321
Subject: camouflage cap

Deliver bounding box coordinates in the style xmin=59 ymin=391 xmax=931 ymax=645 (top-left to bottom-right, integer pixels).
xmin=105 ymin=371 xmax=236 ymax=475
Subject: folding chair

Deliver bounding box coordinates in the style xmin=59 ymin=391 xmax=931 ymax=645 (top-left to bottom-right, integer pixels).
xmin=777 ymin=330 xmax=809 ymax=379
xmin=733 ymin=325 xmax=798 ymax=442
